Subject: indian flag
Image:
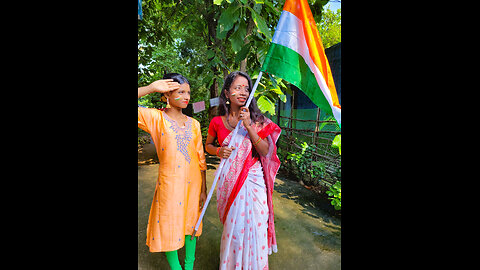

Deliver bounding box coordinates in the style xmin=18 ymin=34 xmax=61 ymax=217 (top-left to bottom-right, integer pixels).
xmin=261 ymin=0 xmax=341 ymax=126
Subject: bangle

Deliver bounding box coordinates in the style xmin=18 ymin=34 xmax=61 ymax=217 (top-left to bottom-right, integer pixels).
xmin=253 ymin=137 xmax=262 ymax=146
xmin=216 ymin=147 xmax=221 ymax=157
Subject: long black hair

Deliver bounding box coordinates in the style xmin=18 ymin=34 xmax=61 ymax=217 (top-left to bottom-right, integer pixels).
xmin=218 ymin=71 xmax=265 ymax=125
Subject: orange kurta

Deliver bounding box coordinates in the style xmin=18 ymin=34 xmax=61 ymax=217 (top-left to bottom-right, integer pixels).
xmin=138 ymin=107 xmax=207 ymax=252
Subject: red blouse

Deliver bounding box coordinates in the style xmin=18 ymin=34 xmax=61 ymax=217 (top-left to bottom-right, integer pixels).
xmin=208 ymin=116 xmax=232 ymax=146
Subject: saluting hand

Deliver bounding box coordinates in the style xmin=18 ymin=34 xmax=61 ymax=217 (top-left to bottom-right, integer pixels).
xmin=149 ymin=79 xmax=181 ymax=93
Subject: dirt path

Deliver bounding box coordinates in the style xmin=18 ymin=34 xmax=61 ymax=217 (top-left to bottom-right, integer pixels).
xmin=138 ymin=148 xmax=341 ymax=269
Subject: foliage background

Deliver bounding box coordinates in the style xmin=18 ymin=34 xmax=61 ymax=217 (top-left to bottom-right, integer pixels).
xmin=138 ymin=0 xmax=340 ymax=117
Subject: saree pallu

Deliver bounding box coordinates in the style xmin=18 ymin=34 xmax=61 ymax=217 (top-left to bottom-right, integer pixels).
xmin=216 ymin=118 xmax=281 ymax=270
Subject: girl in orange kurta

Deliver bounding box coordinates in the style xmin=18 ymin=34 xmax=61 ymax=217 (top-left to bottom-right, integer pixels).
xmin=138 ymin=73 xmax=207 ymax=270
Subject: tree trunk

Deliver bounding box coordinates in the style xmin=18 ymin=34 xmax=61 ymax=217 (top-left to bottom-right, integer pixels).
xmin=240 ymin=9 xmax=256 ymax=72
xmin=204 ymin=0 xmax=219 ymax=120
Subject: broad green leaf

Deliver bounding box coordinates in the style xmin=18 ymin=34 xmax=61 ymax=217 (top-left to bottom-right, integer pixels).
xmin=277 ymin=78 xmax=286 ymax=88
xmin=257 ymin=41 xmax=269 ymax=65
xmin=283 ymin=84 xmax=293 ymax=96
xmin=264 ymin=0 xmax=280 ymax=15
xmin=270 ymin=86 xmax=284 ymax=96
xmin=213 ymin=0 xmax=224 ymax=5
xmin=318 ymin=115 xmax=335 ymax=130
xmin=216 ymin=3 xmax=240 ymax=39
xmin=206 ymin=50 xmax=215 ymax=59
xmin=257 ymin=95 xmax=276 ymax=115
xmin=248 ymin=6 xmax=272 ymax=41
xmin=230 ymin=21 xmax=247 ymax=52
xmin=332 ymin=134 xmax=341 ymax=155
xmin=234 ymin=43 xmax=251 ymax=63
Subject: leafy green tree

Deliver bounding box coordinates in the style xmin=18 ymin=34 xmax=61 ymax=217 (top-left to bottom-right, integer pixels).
xmin=138 ymin=0 xmax=338 ymax=117
xmin=318 ymin=6 xmax=341 ymax=48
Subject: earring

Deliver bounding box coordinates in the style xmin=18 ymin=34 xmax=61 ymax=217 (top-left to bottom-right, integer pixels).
xmin=166 ymin=98 xmax=171 ymax=108
xmin=226 ymin=99 xmax=230 ymax=105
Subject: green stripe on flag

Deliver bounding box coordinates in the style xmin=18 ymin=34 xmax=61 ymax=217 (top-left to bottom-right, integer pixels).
xmin=261 ymin=43 xmax=333 ymax=116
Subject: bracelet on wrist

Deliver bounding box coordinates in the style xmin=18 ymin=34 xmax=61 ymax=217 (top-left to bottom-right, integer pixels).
xmin=216 ymin=147 xmax=221 ymax=157
xmin=253 ymin=137 xmax=262 ymax=146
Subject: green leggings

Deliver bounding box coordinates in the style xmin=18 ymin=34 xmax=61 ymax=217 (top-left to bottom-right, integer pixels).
xmin=165 ymin=235 xmax=197 ymax=270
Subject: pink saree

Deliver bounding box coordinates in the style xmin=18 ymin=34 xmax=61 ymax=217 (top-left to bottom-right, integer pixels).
xmin=216 ymin=117 xmax=281 ymax=269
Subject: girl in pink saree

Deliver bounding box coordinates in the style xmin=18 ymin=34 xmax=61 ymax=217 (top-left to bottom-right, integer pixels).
xmin=205 ymin=71 xmax=281 ymax=270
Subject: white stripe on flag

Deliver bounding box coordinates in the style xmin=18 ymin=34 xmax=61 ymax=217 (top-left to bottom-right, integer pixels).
xmin=271 ymin=10 xmax=340 ymax=125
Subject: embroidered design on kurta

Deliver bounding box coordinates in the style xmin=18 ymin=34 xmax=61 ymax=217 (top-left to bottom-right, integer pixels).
xmin=164 ymin=114 xmax=193 ymax=163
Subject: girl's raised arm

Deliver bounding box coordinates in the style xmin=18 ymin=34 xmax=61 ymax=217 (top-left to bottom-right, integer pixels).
xmin=138 ymin=79 xmax=180 ymax=98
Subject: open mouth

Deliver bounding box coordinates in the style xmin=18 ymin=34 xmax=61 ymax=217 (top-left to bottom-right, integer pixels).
xmin=237 ymin=97 xmax=246 ymax=103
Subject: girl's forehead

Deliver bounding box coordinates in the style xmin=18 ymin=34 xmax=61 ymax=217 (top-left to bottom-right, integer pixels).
xmin=175 ymin=83 xmax=190 ymax=92
xmin=232 ymin=76 xmax=248 ymax=85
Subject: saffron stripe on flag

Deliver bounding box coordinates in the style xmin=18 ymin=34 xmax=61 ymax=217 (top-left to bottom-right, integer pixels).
xmin=272 ymin=10 xmax=340 ymax=110
xmin=261 ymin=0 xmax=341 ymax=125
xmin=263 ymin=43 xmax=333 ymax=116
xmin=282 ymin=0 xmax=338 ymax=105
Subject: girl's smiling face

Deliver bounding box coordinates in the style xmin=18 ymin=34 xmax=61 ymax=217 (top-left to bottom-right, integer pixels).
xmin=166 ymin=83 xmax=191 ymax=108
xmin=227 ymin=76 xmax=250 ymax=107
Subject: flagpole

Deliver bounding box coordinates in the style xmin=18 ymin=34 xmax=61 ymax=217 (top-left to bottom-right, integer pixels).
xmin=191 ymin=71 xmax=263 ymax=240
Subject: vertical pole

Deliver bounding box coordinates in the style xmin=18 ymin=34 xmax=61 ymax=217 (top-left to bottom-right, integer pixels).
xmin=313 ymin=107 xmax=321 ymax=148
xmin=288 ymin=86 xmax=295 ymax=153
